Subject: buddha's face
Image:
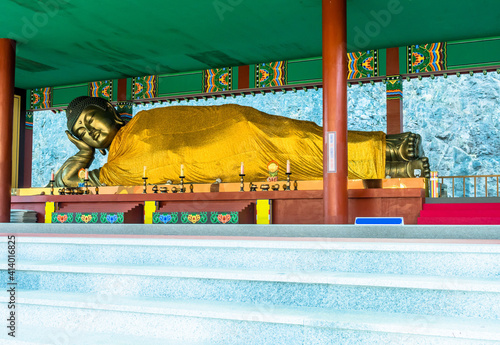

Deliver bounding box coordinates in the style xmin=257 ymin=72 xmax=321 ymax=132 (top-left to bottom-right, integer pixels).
xmin=71 ymin=105 xmax=121 ymax=149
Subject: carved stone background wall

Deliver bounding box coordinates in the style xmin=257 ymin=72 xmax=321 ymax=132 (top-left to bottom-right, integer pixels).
xmin=404 ymin=71 xmax=500 ymax=196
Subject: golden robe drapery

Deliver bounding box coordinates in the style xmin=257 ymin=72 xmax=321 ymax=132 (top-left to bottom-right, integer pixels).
xmin=99 ymin=104 xmax=385 ymax=186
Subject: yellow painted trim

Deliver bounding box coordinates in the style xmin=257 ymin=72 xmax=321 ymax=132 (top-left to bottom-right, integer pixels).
xmin=45 ymin=202 xmax=56 ymax=223
xmin=11 ymin=95 xmax=21 ymax=188
xmin=144 ymin=201 xmax=157 ymax=224
xmin=256 ymin=199 xmax=272 ymax=224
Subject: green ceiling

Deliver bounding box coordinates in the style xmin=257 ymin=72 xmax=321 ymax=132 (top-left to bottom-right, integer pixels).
xmin=2 ymin=0 xmax=500 ymax=89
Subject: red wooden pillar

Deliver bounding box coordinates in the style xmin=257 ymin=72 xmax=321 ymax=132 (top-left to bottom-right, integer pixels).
xmin=322 ymin=0 xmax=348 ymax=224
xmin=386 ymin=47 xmax=403 ymax=134
xmin=238 ymin=65 xmax=250 ymax=89
xmin=117 ymin=78 xmax=128 ymax=101
xmin=0 ymin=39 xmax=16 ymax=222
xmin=116 ymin=79 xmax=133 ymax=122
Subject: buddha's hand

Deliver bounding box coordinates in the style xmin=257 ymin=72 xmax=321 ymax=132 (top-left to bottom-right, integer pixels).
xmin=65 ymin=130 xmax=94 ymax=153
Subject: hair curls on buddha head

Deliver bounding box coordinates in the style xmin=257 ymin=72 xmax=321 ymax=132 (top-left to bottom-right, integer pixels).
xmin=66 ymin=96 xmax=122 ymax=137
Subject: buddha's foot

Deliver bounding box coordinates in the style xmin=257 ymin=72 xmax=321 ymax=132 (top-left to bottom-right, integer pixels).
xmin=385 ymin=157 xmax=430 ymax=178
xmin=386 ymin=132 xmax=423 ymax=161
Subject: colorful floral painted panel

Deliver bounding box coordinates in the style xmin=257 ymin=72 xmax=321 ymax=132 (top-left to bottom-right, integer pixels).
xmin=203 ymin=68 xmax=232 ymax=92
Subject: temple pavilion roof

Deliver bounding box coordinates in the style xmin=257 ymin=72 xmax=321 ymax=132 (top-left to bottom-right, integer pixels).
xmin=2 ymin=0 xmax=500 ymax=89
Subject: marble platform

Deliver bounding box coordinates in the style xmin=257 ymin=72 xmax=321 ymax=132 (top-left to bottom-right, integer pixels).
xmin=0 ymin=225 xmax=499 ymax=344
xmin=3 ymin=223 xmax=500 ymax=239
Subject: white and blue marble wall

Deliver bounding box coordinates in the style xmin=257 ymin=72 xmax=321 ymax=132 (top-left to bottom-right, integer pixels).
xmin=347 ymin=82 xmax=387 ymax=131
xmin=32 ymin=84 xmax=386 ymax=187
xmin=404 ymin=72 xmax=500 ymax=196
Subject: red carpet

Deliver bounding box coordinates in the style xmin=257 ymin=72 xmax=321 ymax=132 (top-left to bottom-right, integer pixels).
xmin=418 ymin=202 xmax=500 ymax=224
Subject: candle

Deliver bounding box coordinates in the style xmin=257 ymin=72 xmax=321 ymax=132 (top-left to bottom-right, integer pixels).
xmin=286 ymin=160 xmax=290 ymax=173
xmin=50 ymin=169 xmax=55 ymax=181
xmin=84 ymin=168 xmax=89 ymax=180
xmin=143 ymin=166 xmax=146 ymax=178
xmin=240 ymin=162 xmax=244 ymax=175
xmin=181 ymin=164 xmax=184 ymax=176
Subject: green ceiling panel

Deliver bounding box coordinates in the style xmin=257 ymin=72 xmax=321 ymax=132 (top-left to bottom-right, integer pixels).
xmin=378 ymin=48 xmax=386 ymax=77
xmin=232 ymin=67 xmax=239 ymax=90
xmin=52 ymin=84 xmax=88 ymax=108
xmin=248 ymin=65 xmax=256 ymax=89
xmin=447 ymin=38 xmax=500 ymax=69
xmin=287 ymin=58 xmax=323 ymax=84
xmin=158 ymin=72 xmax=203 ymax=97
xmin=3 ymin=1 xmax=500 ymax=89
xmin=112 ymin=79 xmax=118 ymax=102
xmin=399 ymin=47 xmax=407 ymax=74
xmin=126 ymin=78 xmax=132 ymax=102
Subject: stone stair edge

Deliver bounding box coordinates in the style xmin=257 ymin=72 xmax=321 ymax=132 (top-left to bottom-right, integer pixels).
xmin=1 ymin=290 xmax=500 ymax=341
xmin=2 ymin=223 xmax=500 ymax=240
xmin=6 ymin=236 xmax=500 ymax=253
xmin=6 ymin=262 xmax=500 ymax=292
xmin=0 ymin=324 xmax=178 ymax=345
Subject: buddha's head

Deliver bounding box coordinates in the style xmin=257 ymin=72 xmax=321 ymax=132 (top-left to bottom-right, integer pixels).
xmin=66 ymin=96 xmax=125 ymax=149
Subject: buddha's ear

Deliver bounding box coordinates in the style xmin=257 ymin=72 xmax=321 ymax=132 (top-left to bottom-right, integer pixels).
xmin=112 ymin=110 xmax=125 ymax=126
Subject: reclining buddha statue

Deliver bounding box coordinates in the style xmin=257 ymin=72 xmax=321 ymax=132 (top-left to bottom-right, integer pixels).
xmin=53 ymin=96 xmax=430 ymax=187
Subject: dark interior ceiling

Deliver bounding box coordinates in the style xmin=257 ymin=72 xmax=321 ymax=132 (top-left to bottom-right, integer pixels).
xmin=2 ymin=0 xmax=500 ymax=89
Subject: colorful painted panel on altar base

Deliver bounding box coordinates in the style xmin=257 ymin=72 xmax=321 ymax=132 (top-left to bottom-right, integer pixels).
xmin=152 ymin=212 xmax=239 ymax=224
xmin=51 ymin=212 xmax=124 ymax=224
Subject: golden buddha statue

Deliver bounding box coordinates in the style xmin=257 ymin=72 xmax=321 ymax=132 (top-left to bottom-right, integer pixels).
xmin=54 ymin=96 xmax=430 ymax=187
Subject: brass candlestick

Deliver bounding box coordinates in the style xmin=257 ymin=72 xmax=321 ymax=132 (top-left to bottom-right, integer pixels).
xmin=84 ymin=178 xmax=90 ymax=194
xmin=142 ymin=177 xmax=148 ymax=194
xmin=239 ymin=174 xmax=245 ymax=192
xmin=249 ymin=183 xmax=257 ymax=192
xmin=50 ymin=179 xmax=54 ymax=195
xmin=179 ymin=175 xmax=185 ymax=193
xmin=285 ymin=172 xmax=292 ymax=191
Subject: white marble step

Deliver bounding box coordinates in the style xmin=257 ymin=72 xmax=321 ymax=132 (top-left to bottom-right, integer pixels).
xmin=2 ymin=290 xmax=500 ymax=343
xmin=0 ymin=325 xmax=184 ymax=345
xmin=12 ymin=235 xmax=500 ymax=252
xmin=3 ymin=324 xmax=499 ymax=345
xmin=3 ymin=223 xmax=500 ymax=240
xmin=14 ymin=261 xmax=500 ymax=293
xmin=8 ymin=237 xmax=500 ymax=279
